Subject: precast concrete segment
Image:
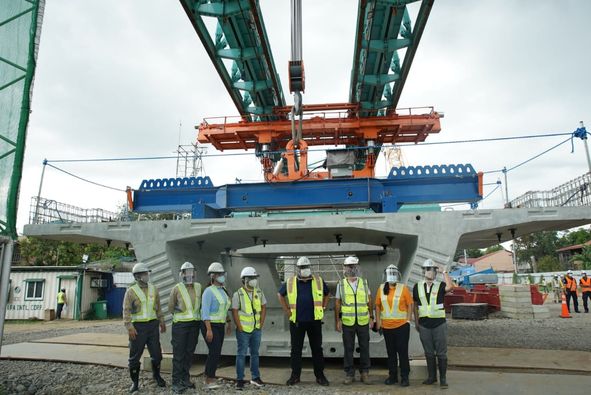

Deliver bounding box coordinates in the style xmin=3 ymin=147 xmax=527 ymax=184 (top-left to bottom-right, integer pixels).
xmin=23 ymin=207 xmax=591 ymax=357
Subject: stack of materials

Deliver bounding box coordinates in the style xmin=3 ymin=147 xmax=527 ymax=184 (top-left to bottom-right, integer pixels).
xmin=499 ymin=284 xmax=550 ymax=319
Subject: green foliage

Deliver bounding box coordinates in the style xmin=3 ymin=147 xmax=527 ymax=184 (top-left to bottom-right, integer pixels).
xmin=571 ymin=245 xmax=591 ymax=270
xmin=454 ymin=248 xmax=484 ymax=261
xmin=537 ymin=255 xmax=561 ymax=272
xmin=484 ymin=244 xmax=504 ymax=254
xmin=514 ymin=231 xmax=560 ymax=265
xmin=557 ymin=228 xmax=591 ymax=249
xmin=512 ymin=272 xmax=520 ymax=284
xmin=17 ymin=237 xmax=134 ymax=266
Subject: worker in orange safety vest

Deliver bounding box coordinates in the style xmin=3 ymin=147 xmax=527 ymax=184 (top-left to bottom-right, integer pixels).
xmin=563 ymin=270 xmax=580 ymax=313
xmin=579 ymin=271 xmax=590 ymax=313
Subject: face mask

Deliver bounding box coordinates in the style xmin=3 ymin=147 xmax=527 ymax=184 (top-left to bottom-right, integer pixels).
xmin=344 ymin=267 xmax=358 ymax=278
xmin=182 ymin=274 xmax=194 ymax=284
xmin=216 ymin=275 xmax=226 ymax=284
xmin=136 ymin=273 xmax=149 ymax=285
xmin=386 ymin=274 xmax=398 ymax=283
xmin=424 ymin=270 xmax=436 ymax=281
xmin=248 ymin=279 xmax=258 ymax=288
xmin=299 ymin=268 xmax=312 ymax=278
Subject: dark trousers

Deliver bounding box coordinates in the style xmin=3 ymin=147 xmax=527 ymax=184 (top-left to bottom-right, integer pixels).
xmin=128 ymin=320 xmax=162 ymax=369
xmin=582 ymin=291 xmax=590 ymax=312
xmin=383 ymin=322 xmax=410 ymax=378
xmin=201 ymin=323 xmax=225 ymax=379
xmin=289 ymin=321 xmax=325 ymax=378
xmin=418 ymin=322 xmax=448 ymax=360
xmin=171 ymin=321 xmax=200 ymax=386
xmin=566 ymin=290 xmax=579 ymax=312
xmin=342 ymin=323 xmax=370 ymax=375
xmin=56 ymin=303 xmax=64 ymax=319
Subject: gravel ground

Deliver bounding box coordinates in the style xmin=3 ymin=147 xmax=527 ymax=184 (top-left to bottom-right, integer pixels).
xmin=1 ymin=321 xmax=122 ymax=346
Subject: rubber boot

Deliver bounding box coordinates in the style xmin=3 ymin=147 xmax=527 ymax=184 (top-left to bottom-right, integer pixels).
xmin=422 ymin=356 xmax=437 ymax=385
xmin=438 ymin=358 xmax=448 ymax=388
xmin=400 ymin=374 xmax=409 ymax=387
xmin=129 ymin=367 xmax=140 ymax=393
xmin=152 ymin=362 xmax=167 ymax=387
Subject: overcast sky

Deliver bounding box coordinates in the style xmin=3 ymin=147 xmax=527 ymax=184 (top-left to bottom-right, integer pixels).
xmin=17 ymin=0 xmax=591 ymax=233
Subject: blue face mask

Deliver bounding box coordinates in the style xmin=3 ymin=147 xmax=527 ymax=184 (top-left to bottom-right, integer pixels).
xmin=216 ymin=275 xmax=226 ymax=284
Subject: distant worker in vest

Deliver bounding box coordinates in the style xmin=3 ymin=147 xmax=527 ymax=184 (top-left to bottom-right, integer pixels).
xmin=56 ymin=288 xmax=67 ymax=319
xmin=278 ymin=256 xmax=330 ymax=386
xmin=413 ymin=259 xmax=453 ymax=389
xmin=375 ymin=264 xmax=413 ymax=387
xmin=123 ymin=262 xmax=167 ymax=393
xmin=563 ymin=270 xmax=580 ymax=313
xmin=200 ymin=261 xmax=232 ymax=390
xmin=232 ymin=266 xmax=267 ymax=390
xmin=334 ymin=256 xmax=373 ymax=385
xmin=552 ymin=274 xmax=562 ymax=303
xmin=579 ymin=271 xmax=590 ymax=313
xmin=168 ymin=261 xmax=202 ymax=393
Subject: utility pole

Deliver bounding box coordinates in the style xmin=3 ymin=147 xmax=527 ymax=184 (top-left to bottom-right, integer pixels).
xmin=579 ymin=121 xmax=591 ymax=174
xmin=0 ymin=237 xmax=15 ymax=354
xmin=33 ymin=159 xmax=48 ymax=224
xmin=502 ymin=167 xmax=510 ymax=207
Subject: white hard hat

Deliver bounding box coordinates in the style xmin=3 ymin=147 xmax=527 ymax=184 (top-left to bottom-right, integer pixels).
xmin=240 ymin=266 xmax=258 ymax=278
xmin=344 ymin=256 xmax=359 ymax=265
xmin=296 ymin=256 xmax=311 ymax=267
xmin=422 ymin=259 xmax=437 ymax=268
xmin=567 ymin=269 xmax=572 ymax=274
xmin=132 ymin=262 xmax=151 ymax=274
xmin=207 ymin=261 xmax=225 ymax=274
xmin=180 ymin=261 xmax=194 ymax=271
xmin=582 ymin=271 xmax=587 ymax=275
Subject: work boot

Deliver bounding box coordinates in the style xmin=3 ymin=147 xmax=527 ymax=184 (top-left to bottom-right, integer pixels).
xmin=438 ymin=358 xmax=448 ymax=388
xmin=343 ymin=375 xmax=354 ymax=385
xmin=360 ymin=372 xmax=370 ymax=385
xmin=400 ymin=375 xmax=409 ymax=387
xmin=286 ymin=376 xmax=300 ymax=386
xmin=129 ymin=367 xmax=140 ymax=393
xmin=172 ymin=383 xmax=186 ymax=394
xmin=422 ymin=356 xmax=437 ymax=385
xmin=384 ymin=375 xmax=398 ymax=385
xmin=152 ymin=362 xmax=166 ymax=387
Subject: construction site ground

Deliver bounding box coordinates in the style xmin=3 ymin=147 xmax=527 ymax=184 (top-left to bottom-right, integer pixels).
xmin=1 ymin=302 xmax=590 ymax=394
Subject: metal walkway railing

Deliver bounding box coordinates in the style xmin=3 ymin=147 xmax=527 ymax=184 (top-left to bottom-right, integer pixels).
xmin=29 ymin=196 xmax=118 ymax=225
xmin=510 ymin=172 xmax=591 ymax=208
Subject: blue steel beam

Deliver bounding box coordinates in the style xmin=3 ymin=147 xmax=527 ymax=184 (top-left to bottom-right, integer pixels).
xmin=349 ymin=0 xmax=434 ymax=117
xmin=133 ymin=164 xmax=482 ymax=218
xmin=179 ymin=0 xmax=285 ymax=119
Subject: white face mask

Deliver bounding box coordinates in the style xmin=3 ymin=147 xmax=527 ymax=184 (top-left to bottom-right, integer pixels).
xmin=386 ymin=274 xmax=398 ymax=284
xmin=182 ymin=274 xmax=194 ymax=284
xmin=248 ymin=279 xmax=258 ymax=288
xmin=299 ymin=268 xmax=312 ymax=278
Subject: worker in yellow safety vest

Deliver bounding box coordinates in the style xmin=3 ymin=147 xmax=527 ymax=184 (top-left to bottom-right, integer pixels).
xmin=334 ymin=256 xmax=373 ymax=385
xmin=56 ymin=288 xmax=67 ymax=319
xmin=278 ymin=256 xmax=330 ymax=386
xmin=168 ymin=261 xmax=202 ymax=393
xmin=579 ymin=271 xmax=590 ymax=313
xmin=413 ymin=259 xmax=453 ymax=389
xmin=231 ymin=266 xmax=267 ymax=390
xmin=123 ymin=262 xmax=167 ymax=392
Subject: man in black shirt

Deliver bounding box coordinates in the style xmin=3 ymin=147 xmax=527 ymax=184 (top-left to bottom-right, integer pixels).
xmin=413 ymin=259 xmax=453 ymax=388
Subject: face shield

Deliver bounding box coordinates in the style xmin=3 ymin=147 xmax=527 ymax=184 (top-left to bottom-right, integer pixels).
xmin=383 ymin=266 xmax=401 ymax=284
xmin=181 ymin=268 xmax=195 ymax=284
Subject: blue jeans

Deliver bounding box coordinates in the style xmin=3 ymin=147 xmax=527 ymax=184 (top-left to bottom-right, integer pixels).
xmin=235 ymin=329 xmax=262 ymax=380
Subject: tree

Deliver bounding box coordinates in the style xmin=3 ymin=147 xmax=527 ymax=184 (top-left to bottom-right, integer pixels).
xmin=453 ymin=248 xmax=483 ymax=261
xmin=557 ymin=228 xmax=591 ymax=249
xmin=484 ymin=244 xmax=504 ymax=255
xmin=571 ymin=245 xmax=591 ymax=270
xmin=514 ymin=231 xmax=560 ymax=265
xmin=537 ymin=255 xmax=561 ymax=272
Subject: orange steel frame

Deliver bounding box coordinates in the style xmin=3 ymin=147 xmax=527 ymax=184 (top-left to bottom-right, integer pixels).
xmin=198 ymin=104 xmax=442 ymax=182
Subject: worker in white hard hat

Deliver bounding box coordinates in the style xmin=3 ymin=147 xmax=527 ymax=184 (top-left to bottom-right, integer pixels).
xmin=413 ymin=258 xmax=453 ymax=389
xmin=375 ymin=264 xmax=413 ymax=387
xmin=278 ymin=256 xmax=330 ymax=386
xmin=563 ymin=270 xmax=580 ymax=313
xmin=334 ymin=256 xmax=373 ymax=385
xmin=579 ymin=271 xmax=590 ymax=313
xmin=168 ymin=261 xmax=202 ymax=393
xmin=232 ymin=266 xmax=267 ymax=390
xmin=552 ymin=274 xmax=562 ymax=303
xmin=123 ymin=262 xmax=167 ymax=392
xmin=200 ymin=261 xmax=231 ymax=389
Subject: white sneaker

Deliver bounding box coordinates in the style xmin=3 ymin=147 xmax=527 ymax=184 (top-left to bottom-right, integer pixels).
xmin=206 ymin=382 xmax=221 ymax=390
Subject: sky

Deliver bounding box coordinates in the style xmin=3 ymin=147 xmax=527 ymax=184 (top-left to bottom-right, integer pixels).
xmin=17 ymin=0 xmax=591 ymax=233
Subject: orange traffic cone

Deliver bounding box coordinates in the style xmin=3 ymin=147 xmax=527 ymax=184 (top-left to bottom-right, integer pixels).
xmin=560 ymin=292 xmax=571 ymax=318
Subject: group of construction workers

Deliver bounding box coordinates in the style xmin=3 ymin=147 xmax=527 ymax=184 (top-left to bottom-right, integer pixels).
xmin=552 ymin=270 xmax=591 ymax=313
xmin=122 ymin=256 xmax=453 ymax=392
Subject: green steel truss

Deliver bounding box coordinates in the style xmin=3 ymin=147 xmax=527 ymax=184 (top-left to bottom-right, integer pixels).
xmin=179 ymin=0 xmax=285 ymax=119
xmin=0 ymin=0 xmax=43 ymax=239
xmin=349 ymin=0 xmax=434 ymax=116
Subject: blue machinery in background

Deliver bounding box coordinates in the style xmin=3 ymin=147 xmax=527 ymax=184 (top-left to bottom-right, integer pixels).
xmin=133 ymin=164 xmax=483 ymax=218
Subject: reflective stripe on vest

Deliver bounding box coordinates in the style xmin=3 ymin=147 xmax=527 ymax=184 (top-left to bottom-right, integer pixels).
xmin=566 ymin=277 xmax=577 ymax=292
xmin=341 ymin=278 xmax=369 ymax=326
xmin=172 ymin=283 xmax=202 ymax=323
xmin=286 ymin=275 xmax=324 ymax=323
xmin=380 ymin=283 xmax=407 ymax=320
xmin=237 ymin=287 xmax=262 ymax=333
xmin=581 ymin=277 xmax=591 ymax=292
xmin=417 ymin=281 xmax=445 ymax=319
xmin=57 ymin=292 xmax=65 ymax=304
xmin=208 ymin=286 xmax=230 ymax=323
xmin=130 ymin=283 xmax=157 ymax=322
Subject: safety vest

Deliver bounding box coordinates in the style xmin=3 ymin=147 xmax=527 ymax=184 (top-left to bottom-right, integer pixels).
xmin=580 ymin=277 xmax=591 ymax=293
xmin=565 ymin=276 xmax=577 ymax=292
xmin=379 ymin=283 xmax=407 ymax=320
xmin=340 ymin=277 xmax=370 ymax=326
xmin=130 ymin=283 xmax=158 ymax=322
xmin=237 ymin=287 xmax=262 ymax=333
xmin=286 ymin=275 xmax=324 ymax=323
xmin=57 ymin=292 xmax=65 ymax=304
xmin=207 ymin=286 xmax=231 ymax=324
xmin=172 ymin=283 xmax=202 ymax=323
xmin=417 ymin=281 xmax=446 ymax=319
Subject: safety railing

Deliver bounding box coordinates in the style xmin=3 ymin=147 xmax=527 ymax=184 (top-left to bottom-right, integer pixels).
xmin=29 ymin=197 xmax=119 ymax=225
xmin=509 ymin=172 xmax=591 ymax=208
